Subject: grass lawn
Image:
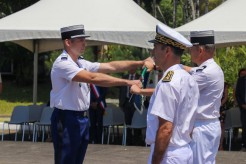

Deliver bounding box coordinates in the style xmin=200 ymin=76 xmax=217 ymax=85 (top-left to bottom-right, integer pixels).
xmin=0 ymin=78 xmax=119 ymax=121
xmin=0 ymin=79 xmax=51 ymax=118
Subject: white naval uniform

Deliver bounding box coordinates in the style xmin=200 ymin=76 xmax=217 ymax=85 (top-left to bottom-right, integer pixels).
xmin=146 ymin=64 xmax=199 ymax=164
xmin=50 ymin=50 xmax=100 ymax=111
xmin=189 ymin=58 xmax=224 ymax=164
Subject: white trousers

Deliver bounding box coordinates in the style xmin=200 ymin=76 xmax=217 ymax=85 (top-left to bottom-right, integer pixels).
xmin=190 ymin=119 xmax=221 ymax=164
xmin=148 ymin=144 xmax=193 ymax=164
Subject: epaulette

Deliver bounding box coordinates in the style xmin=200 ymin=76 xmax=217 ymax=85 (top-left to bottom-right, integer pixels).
xmin=78 ymin=56 xmax=84 ymax=60
xmin=196 ymin=65 xmax=207 ymax=72
xmin=162 ymin=71 xmax=174 ymax=82
xmin=61 ymin=54 xmax=68 ymax=60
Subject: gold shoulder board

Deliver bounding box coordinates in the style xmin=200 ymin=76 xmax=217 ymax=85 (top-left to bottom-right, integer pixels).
xmin=162 ymin=71 xmax=174 ymax=82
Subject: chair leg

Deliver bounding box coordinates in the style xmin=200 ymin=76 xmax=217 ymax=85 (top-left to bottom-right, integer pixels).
xmin=22 ymin=124 xmax=25 ymax=142
xmin=102 ymin=127 xmax=104 ymax=144
xmin=8 ymin=124 xmax=10 ymax=138
xmin=35 ymin=125 xmax=38 ymax=142
xmin=2 ymin=122 xmax=5 ymax=141
xmin=28 ymin=123 xmax=31 ymax=140
xmin=121 ymin=128 xmax=124 ymax=145
xmin=15 ymin=125 xmax=17 ymax=141
xmin=225 ymin=130 xmax=228 ymax=144
xmin=107 ymin=126 xmax=111 ymax=144
xmin=42 ymin=126 xmax=45 ymax=142
xmin=48 ymin=126 xmax=51 ymax=139
xmin=229 ymin=128 xmax=233 ymax=151
xmin=123 ymin=125 xmax=127 ymax=146
xmin=33 ymin=125 xmax=35 ymax=142
xmin=112 ymin=126 xmax=115 ymax=143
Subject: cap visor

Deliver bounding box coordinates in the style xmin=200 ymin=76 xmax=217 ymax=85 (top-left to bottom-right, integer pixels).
xmin=148 ymin=39 xmax=157 ymax=43
xmin=71 ymin=34 xmax=90 ymax=38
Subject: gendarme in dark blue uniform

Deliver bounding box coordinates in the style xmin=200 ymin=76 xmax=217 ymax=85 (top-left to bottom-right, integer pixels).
xmin=50 ymin=25 xmax=99 ymax=164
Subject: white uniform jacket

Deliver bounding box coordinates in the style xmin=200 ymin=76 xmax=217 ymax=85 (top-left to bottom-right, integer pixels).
xmin=190 ymin=58 xmax=224 ymax=120
xmin=146 ymin=64 xmax=199 ymax=147
xmin=50 ymin=50 xmax=100 ymax=111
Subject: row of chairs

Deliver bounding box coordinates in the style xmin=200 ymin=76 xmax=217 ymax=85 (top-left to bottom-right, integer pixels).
xmin=1 ymin=103 xmax=148 ymax=145
xmin=102 ymin=105 xmax=243 ymax=148
xmin=224 ymin=107 xmax=242 ymax=151
xmin=102 ymin=103 xmax=147 ymax=146
xmin=1 ymin=105 xmax=54 ymax=142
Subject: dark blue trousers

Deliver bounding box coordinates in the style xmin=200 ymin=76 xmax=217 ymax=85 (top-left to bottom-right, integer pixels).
xmin=51 ymin=108 xmax=89 ymax=164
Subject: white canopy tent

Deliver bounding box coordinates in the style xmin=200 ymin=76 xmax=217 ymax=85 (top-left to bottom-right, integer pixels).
xmin=0 ymin=0 xmax=160 ymax=52
xmin=176 ymin=0 xmax=246 ymax=48
xmin=0 ymin=0 xmax=160 ymax=104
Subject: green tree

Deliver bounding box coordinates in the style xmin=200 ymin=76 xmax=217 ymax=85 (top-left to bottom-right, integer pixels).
xmin=214 ymin=46 xmax=246 ymax=106
xmin=0 ymin=0 xmax=38 ymax=17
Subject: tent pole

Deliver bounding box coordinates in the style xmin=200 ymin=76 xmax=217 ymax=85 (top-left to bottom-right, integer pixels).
xmin=33 ymin=40 xmax=39 ymax=105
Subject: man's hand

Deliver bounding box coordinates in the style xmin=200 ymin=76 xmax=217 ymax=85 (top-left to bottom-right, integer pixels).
xmin=126 ymin=79 xmax=142 ymax=88
xmin=144 ymin=57 xmax=155 ymax=72
xmin=131 ymin=80 xmax=142 ymax=88
xmin=130 ymin=84 xmax=141 ymax=95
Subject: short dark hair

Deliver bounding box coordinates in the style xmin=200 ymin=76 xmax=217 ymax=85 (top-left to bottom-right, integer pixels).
xmin=238 ymin=68 xmax=246 ymax=77
xmin=162 ymin=44 xmax=184 ymax=56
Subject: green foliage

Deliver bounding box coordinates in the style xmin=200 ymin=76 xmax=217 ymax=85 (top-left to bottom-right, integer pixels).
xmin=215 ymin=46 xmax=246 ymax=86
xmin=0 ymin=42 xmax=34 ymax=85
xmin=0 ymin=0 xmax=39 ymax=17
xmin=181 ymin=52 xmax=192 ymax=65
xmin=159 ymin=0 xmax=173 ymax=25
xmin=0 ymin=80 xmax=51 ymax=116
xmin=214 ymin=46 xmax=246 ymax=107
xmin=158 ymin=0 xmax=185 ymax=27
xmin=43 ymin=50 xmax=61 ymax=76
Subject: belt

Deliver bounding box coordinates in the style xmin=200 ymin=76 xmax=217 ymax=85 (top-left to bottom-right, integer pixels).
xmin=54 ymin=107 xmax=88 ymax=117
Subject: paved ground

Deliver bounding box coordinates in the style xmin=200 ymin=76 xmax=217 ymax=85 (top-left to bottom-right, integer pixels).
xmin=0 ymin=141 xmax=246 ymax=164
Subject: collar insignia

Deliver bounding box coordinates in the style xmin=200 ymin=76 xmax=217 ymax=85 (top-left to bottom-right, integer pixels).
xmin=78 ymin=56 xmax=84 ymax=60
xmin=162 ymin=71 xmax=174 ymax=82
xmin=61 ymin=54 xmax=68 ymax=60
xmin=196 ymin=65 xmax=207 ymax=72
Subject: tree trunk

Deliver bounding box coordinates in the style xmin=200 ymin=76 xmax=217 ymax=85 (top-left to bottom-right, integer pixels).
xmin=189 ymin=0 xmax=196 ymax=20
xmin=173 ymin=0 xmax=177 ymax=27
xmin=157 ymin=5 xmax=167 ymax=24
xmin=153 ymin=0 xmax=157 ymax=18
xmin=195 ymin=0 xmax=200 ymax=18
xmin=205 ymin=0 xmax=209 ymax=14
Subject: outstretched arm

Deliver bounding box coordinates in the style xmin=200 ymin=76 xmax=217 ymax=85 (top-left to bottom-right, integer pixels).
xmin=98 ymin=60 xmax=143 ymax=74
xmin=130 ymin=84 xmax=154 ymax=97
xmin=73 ymin=69 xmax=141 ymax=88
xmin=98 ymin=57 xmax=155 ymax=74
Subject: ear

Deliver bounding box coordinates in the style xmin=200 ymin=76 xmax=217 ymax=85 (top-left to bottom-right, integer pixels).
xmin=165 ymin=46 xmax=171 ymax=53
xmin=64 ymin=39 xmax=71 ymax=47
xmin=199 ymin=46 xmax=204 ymax=54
